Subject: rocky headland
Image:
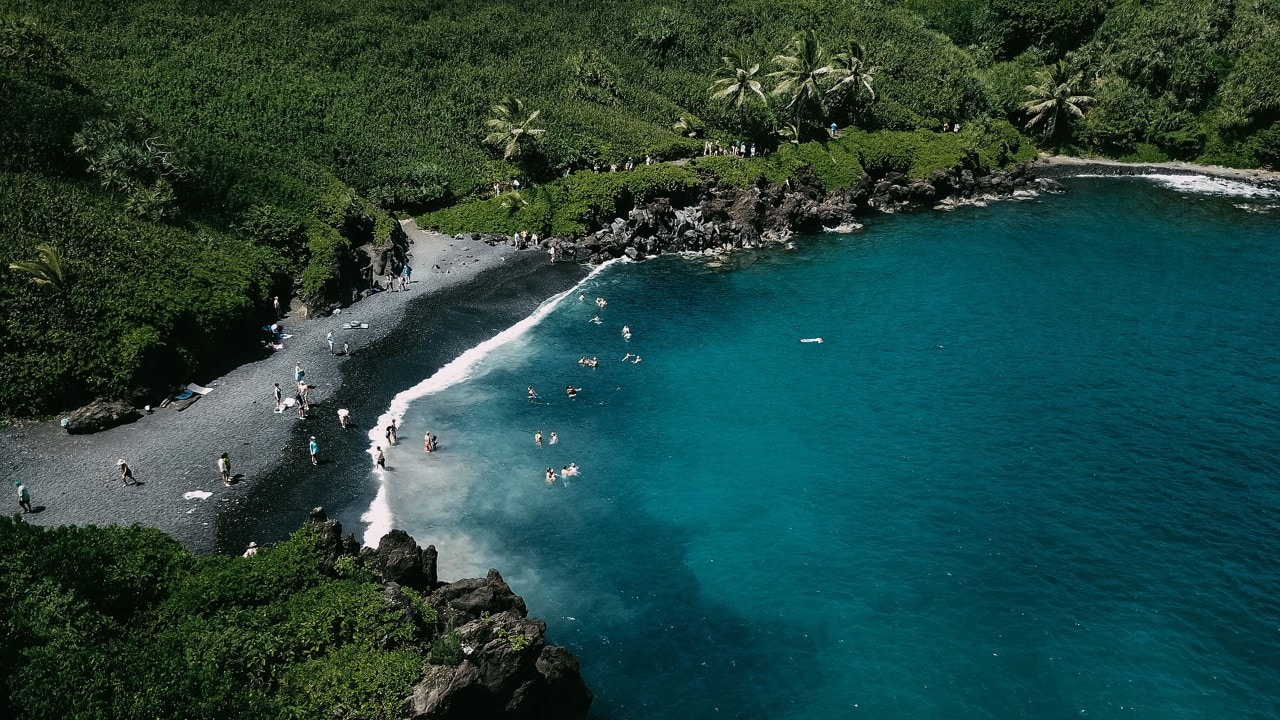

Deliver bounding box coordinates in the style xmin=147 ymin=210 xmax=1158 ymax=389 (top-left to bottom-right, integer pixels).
xmin=306 ymin=507 xmax=594 ymax=720
xmin=463 ymin=161 xmax=1066 ymax=263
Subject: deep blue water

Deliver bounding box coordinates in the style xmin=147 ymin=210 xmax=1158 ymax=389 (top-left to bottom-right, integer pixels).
xmin=369 ymin=177 xmax=1280 ymax=719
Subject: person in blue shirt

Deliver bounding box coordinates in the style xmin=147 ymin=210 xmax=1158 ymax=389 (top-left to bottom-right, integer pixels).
xmin=309 ymin=436 xmax=318 ymax=465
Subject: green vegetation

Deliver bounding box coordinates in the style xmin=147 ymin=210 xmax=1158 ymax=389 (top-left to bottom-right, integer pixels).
xmin=1 ymin=0 xmax=1276 ymax=415
xmin=0 ymin=518 xmax=443 ymax=720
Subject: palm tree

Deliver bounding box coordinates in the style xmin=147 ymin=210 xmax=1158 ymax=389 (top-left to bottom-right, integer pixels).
xmin=708 ymin=49 xmax=767 ymax=109
xmin=8 ymin=244 xmax=67 ymax=291
xmin=484 ymin=97 xmax=546 ymax=162
xmin=672 ymin=113 xmax=704 ymax=138
xmin=1022 ymin=60 xmax=1095 ymax=140
xmin=826 ymin=42 xmax=876 ymax=105
xmin=768 ymin=30 xmax=836 ymax=140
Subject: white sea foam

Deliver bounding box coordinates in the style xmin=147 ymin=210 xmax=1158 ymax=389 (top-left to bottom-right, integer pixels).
xmin=360 ymin=259 xmax=626 ymax=547
xmin=1072 ymin=172 xmax=1280 ymax=199
xmin=822 ymin=221 xmax=863 ymax=233
xmin=1144 ymin=173 xmax=1280 ymax=199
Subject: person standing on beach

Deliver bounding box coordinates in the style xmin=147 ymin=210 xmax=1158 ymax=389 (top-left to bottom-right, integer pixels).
xmin=273 ymin=382 xmax=282 ymax=411
xmin=386 ymin=421 xmax=397 ymax=445
xmin=273 ymin=296 xmax=281 ymax=318
xmin=15 ymin=480 xmax=32 ymax=513
xmin=218 ymin=453 xmax=231 ymax=486
xmin=327 ymin=332 xmax=335 ymax=355
xmin=118 ymin=459 xmax=135 ymax=486
xmin=375 ymin=446 xmax=386 ymax=469
xmin=308 ymin=436 xmax=319 ymax=465
xmin=342 ymin=341 xmax=350 ymax=356
xmin=295 ymin=361 xmax=305 ymax=383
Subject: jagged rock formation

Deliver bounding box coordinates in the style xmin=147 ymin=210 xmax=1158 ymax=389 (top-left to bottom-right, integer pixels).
xmin=304 ymin=508 xmax=592 ymax=720
xmin=467 ymin=161 xmax=1065 ymax=264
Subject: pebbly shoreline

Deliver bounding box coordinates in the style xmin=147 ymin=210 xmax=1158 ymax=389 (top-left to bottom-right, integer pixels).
xmin=2 ymin=220 xmax=589 ymax=554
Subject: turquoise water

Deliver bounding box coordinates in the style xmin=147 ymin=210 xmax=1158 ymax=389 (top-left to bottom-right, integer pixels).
xmin=371 ymin=177 xmax=1280 ymax=719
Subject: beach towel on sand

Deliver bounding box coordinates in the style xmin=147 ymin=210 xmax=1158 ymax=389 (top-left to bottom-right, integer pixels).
xmin=186 ymin=383 xmax=214 ymax=395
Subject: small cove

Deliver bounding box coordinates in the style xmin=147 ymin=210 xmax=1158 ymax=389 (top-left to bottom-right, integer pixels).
xmin=364 ymin=178 xmax=1280 ymax=719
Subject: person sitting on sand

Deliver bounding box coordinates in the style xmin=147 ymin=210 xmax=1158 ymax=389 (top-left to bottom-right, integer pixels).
xmin=565 ymin=385 xmax=580 ymax=397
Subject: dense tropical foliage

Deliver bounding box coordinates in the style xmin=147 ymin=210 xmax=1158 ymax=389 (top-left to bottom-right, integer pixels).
xmin=2 ymin=0 xmax=1277 ymax=415
xmin=0 ymin=518 xmax=447 ymax=720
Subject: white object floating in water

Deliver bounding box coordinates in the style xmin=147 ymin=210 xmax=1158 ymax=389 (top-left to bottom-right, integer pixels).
xmin=800 ymin=338 xmax=824 ymax=344
xmin=184 ymin=490 xmax=213 ymax=501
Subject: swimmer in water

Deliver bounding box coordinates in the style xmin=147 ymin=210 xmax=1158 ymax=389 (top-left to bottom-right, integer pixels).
xmin=550 ymin=432 xmax=558 ymax=445
xmin=535 ymin=430 xmax=543 ymax=446
xmin=545 ymin=467 xmax=557 ymax=485
xmin=589 ymin=357 xmax=598 ymax=368
xmin=622 ymin=353 xmax=633 ymax=361
xmin=578 ymin=356 xmax=587 ymax=366
xmin=566 ymin=385 xmax=580 ymax=397
xmin=621 ymin=325 xmax=630 ymax=336
xmin=528 ymin=386 xmax=539 ymax=400
xmin=590 ymin=316 xmax=602 ymax=324
xmin=632 ymin=355 xmax=642 ymax=363
xmin=568 ymin=462 xmax=579 ymax=475
xmin=578 ymin=293 xmax=585 ymax=302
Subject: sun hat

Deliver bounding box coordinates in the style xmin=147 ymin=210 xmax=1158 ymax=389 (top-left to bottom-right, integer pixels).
xmin=248 ymin=541 xmax=257 ymax=548
xmin=117 ymin=458 xmax=126 ymax=465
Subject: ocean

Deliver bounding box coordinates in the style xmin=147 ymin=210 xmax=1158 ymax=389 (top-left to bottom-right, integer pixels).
xmin=361 ymin=176 xmax=1280 ymax=719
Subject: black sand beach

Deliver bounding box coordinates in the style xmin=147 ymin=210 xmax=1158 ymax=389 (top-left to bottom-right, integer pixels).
xmin=2 ymin=221 xmax=589 ymax=554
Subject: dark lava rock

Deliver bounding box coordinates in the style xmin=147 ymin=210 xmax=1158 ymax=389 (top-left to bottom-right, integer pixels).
xmin=64 ymin=399 xmax=141 ymax=434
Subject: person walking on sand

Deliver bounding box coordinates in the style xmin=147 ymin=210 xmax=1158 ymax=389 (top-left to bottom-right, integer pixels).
xmin=218 ymin=453 xmax=231 ymax=486
xmin=327 ymin=331 xmax=335 ymax=355
xmin=375 ymin=446 xmax=386 ymax=469
xmin=273 ymin=382 xmax=282 ymax=412
xmin=308 ymin=436 xmax=319 ymax=466
xmin=118 ymin=458 xmax=135 ymax=486
xmin=15 ymin=480 xmax=32 ymax=513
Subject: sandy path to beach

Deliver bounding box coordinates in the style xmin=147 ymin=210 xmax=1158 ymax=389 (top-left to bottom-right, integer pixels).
xmin=1 ymin=221 xmax=525 ymax=552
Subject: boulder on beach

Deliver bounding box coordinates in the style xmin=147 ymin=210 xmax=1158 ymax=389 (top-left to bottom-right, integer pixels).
xmin=63 ymin=399 xmax=141 ymax=434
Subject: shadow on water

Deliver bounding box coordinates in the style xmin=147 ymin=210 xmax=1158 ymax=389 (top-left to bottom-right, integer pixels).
xmin=212 ymin=255 xmax=590 ymax=553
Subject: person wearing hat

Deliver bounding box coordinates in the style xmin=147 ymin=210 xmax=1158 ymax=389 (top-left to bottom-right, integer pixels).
xmin=308 ymin=436 xmax=318 ymax=465
xmin=15 ymin=480 xmax=32 ymax=513
xmin=118 ymin=458 xmax=135 ymax=486
xmin=242 ymin=541 xmax=259 ymax=558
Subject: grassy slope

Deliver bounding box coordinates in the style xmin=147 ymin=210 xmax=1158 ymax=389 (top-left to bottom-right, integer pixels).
xmin=1 ymin=0 xmax=1276 ymax=415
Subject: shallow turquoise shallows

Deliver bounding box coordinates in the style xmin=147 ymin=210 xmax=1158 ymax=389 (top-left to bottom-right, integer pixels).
xmin=372 ymin=177 xmax=1280 ymax=719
